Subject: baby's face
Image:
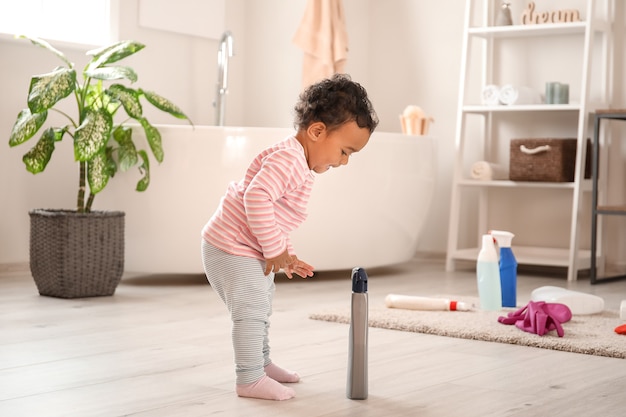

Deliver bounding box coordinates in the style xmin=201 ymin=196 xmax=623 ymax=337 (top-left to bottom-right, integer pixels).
xmin=308 ymin=121 xmax=370 ymax=174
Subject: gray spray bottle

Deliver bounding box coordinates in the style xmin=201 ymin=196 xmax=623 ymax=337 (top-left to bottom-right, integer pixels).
xmin=347 ymin=267 xmax=368 ymax=400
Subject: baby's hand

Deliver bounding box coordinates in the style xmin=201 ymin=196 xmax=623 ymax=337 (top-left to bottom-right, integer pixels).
xmin=263 ymin=251 xmax=314 ymax=278
xmin=284 ymin=256 xmax=314 ymax=279
xmin=264 ymin=250 xmax=295 ymax=276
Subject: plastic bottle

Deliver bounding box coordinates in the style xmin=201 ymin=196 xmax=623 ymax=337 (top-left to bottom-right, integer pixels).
xmin=531 ymin=286 xmax=605 ymax=315
xmin=347 ymin=267 xmax=368 ymax=400
xmin=491 ymin=230 xmax=517 ymax=307
xmin=476 ymin=234 xmax=502 ymax=311
xmin=385 ymin=294 xmax=472 ymax=311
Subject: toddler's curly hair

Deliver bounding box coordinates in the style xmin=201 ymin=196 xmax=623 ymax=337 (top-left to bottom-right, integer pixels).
xmin=294 ymin=74 xmax=379 ymax=133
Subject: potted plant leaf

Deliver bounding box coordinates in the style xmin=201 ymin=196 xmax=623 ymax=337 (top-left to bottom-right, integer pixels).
xmin=8 ymin=36 xmax=192 ymax=298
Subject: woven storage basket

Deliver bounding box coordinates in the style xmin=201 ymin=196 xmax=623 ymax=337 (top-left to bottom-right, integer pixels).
xmin=509 ymin=138 xmax=591 ymax=182
xmin=29 ymin=209 xmax=125 ymax=298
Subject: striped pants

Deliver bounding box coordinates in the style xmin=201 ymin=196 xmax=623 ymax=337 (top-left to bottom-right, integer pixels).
xmin=201 ymin=239 xmax=275 ymax=384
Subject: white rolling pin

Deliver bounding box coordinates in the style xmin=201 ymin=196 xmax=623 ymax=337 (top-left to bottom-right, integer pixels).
xmin=385 ymin=294 xmax=471 ymax=311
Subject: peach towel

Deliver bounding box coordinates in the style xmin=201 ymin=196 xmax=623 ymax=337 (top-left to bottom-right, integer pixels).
xmin=293 ymin=0 xmax=348 ymax=89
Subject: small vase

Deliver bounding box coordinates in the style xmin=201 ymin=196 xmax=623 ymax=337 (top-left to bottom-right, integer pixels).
xmin=495 ymin=2 xmax=513 ymax=26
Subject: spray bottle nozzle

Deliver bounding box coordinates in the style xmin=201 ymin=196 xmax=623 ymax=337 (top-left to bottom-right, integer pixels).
xmin=490 ymin=230 xmax=515 ymax=247
xmin=351 ymin=267 xmax=368 ymax=293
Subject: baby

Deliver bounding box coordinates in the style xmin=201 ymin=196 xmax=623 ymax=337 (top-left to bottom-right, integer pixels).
xmin=201 ymin=74 xmax=378 ymax=400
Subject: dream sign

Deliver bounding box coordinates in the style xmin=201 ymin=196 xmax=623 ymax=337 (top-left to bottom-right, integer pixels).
xmin=521 ymin=1 xmax=582 ymax=25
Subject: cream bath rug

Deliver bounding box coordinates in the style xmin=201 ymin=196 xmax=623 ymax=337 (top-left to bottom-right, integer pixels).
xmin=310 ymin=298 xmax=626 ymax=359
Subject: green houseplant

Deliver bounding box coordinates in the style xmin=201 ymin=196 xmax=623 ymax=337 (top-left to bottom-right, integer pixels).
xmin=8 ymin=36 xmax=192 ymax=298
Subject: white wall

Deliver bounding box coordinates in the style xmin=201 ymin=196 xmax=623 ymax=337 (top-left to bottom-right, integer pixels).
xmin=1 ymin=0 xmax=624 ymax=268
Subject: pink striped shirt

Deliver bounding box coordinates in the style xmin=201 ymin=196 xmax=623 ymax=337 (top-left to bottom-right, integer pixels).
xmin=202 ymin=136 xmax=315 ymax=260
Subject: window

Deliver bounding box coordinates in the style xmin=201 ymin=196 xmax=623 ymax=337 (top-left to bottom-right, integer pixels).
xmin=0 ymin=0 xmax=111 ymax=46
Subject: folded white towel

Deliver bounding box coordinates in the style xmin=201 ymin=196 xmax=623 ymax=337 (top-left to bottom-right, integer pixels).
xmin=470 ymin=161 xmax=508 ymax=180
xmin=481 ymin=84 xmax=500 ymax=106
xmin=499 ymin=85 xmax=541 ymax=105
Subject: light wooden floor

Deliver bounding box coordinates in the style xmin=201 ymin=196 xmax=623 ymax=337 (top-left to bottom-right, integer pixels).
xmin=2 ymin=254 xmax=626 ymax=417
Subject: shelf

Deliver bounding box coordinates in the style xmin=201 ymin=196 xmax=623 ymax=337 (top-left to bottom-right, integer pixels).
xmin=457 ymin=179 xmax=593 ymax=190
xmin=597 ymin=205 xmax=626 ymax=215
xmin=459 ymin=179 xmax=572 ymax=188
xmin=447 ymin=0 xmax=612 ymax=281
xmin=463 ymin=104 xmax=581 ymax=113
xmin=451 ymin=246 xmax=591 ymax=269
xmin=591 ymin=108 xmax=626 ymax=283
xmin=468 ymin=22 xmax=587 ymax=38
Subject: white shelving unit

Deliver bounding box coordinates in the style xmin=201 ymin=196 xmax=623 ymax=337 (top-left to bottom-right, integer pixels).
xmin=446 ymin=0 xmax=613 ymax=281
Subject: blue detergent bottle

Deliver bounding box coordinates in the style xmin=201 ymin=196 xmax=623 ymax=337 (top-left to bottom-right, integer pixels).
xmin=491 ymin=230 xmax=517 ymax=307
xmin=476 ymin=234 xmax=502 ymax=311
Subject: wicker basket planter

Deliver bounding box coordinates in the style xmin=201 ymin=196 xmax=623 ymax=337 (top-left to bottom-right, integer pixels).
xmin=29 ymin=209 xmax=125 ymax=298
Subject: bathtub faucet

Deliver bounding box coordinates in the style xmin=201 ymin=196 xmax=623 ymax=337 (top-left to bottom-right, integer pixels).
xmin=214 ymin=30 xmax=234 ymax=126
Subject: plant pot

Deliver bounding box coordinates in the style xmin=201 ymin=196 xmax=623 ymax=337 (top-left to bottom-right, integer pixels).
xmin=29 ymin=209 xmax=125 ymax=298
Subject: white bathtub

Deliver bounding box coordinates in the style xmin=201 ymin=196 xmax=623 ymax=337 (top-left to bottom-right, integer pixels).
xmin=99 ymin=125 xmax=436 ymax=273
